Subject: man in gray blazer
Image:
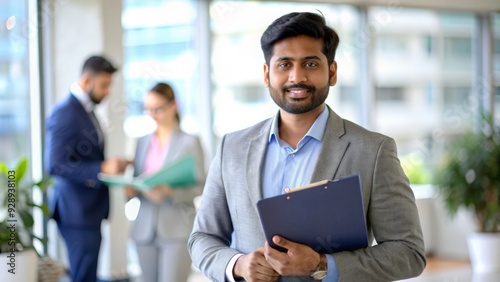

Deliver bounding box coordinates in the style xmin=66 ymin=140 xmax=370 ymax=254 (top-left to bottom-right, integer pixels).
xmin=188 ymin=12 xmax=426 ymax=281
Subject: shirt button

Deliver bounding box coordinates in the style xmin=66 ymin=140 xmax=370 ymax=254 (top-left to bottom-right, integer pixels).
xmin=290 ymin=154 xmax=295 ymax=158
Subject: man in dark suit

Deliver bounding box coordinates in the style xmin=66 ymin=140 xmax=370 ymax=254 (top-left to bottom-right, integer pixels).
xmin=45 ymin=55 xmax=130 ymax=282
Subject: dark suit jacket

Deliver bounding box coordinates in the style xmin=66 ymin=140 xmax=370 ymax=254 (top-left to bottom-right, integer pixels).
xmin=45 ymin=93 xmax=109 ymax=227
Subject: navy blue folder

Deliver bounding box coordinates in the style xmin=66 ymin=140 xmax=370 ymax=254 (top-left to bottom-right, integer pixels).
xmin=256 ymin=174 xmax=368 ymax=254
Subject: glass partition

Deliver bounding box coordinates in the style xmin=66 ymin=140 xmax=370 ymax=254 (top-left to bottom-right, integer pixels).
xmin=122 ymin=0 xmax=200 ymax=137
xmin=0 ymin=0 xmax=31 ymax=165
xmin=370 ymin=8 xmax=475 ymax=183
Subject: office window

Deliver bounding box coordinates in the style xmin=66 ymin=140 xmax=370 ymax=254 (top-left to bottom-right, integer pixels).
xmin=443 ymin=37 xmax=472 ymax=69
xmin=441 ymin=13 xmax=474 ymax=71
xmin=375 ymin=87 xmax=405 ymax=102
xmin=119 ymin=2 xmax=494 ymax=188
xmin=210 ymin=1 xmax=360 ymax=140
xmin=442 ymin=86 xmax=471 ymax=110
xmin=371 ymin=8 xmax=475 ymax=176
xmin=377 ymin=35 xmax=408 ymax=56
xmin=122 ymin=0 xmax=200 ymax=137
xmin=339 ymin=86 xmax=357 ymax=104
xmin=0 ymin=0 xmax=30 ymax=165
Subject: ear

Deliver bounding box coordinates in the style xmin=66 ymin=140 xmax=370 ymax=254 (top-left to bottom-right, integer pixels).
xmin=79 ymin=73 xmax=92 ymax=91
xmin=263 ymin=63 xmax=270 ymax=87
xmin=170 ymin=100 xmax=178 ymax=112
xmin=329 ymin=61 xmax=337 ymax=87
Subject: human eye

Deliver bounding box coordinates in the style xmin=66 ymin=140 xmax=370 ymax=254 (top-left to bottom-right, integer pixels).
xmin=304 ymin=61 xmax=318 ymax=68
xmin=277 ymin=61 xmax=290 ymax=69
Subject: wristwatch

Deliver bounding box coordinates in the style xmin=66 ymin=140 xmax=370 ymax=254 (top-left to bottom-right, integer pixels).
xmin=310 ymin=255 xmax=328 ymax=280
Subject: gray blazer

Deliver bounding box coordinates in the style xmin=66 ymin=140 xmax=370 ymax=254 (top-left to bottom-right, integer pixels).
xmin=188 ymin=108 xmax=426 ymax=281
xmin=131 ymin=129 xmax=205 ymax=243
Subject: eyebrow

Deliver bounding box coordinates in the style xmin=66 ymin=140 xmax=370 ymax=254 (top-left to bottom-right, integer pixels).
xmin=276 ymin=55 xmax=322 ymax=62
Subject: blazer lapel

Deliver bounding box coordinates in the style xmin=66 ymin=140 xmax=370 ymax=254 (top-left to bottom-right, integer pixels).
xmin=135 ymin=134 xmax=152 ymax=175
xmin=69 ymin=94 xmax=105 ymax=157
xmin=310 ymin=107 xmax=350 ymax=182
xmin=163 ymin=129 xmax=181 ymax=165
xmin=245 ymin=120 xmax=271 ymax=213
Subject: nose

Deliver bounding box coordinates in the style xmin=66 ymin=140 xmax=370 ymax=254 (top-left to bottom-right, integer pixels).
xmin=289 ymin=65 xmax=307 ymax=84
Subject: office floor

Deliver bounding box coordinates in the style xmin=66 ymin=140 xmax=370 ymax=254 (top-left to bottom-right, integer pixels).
xmin=400 ymin=256 xmax=470 ymax=281
xmin=188 ymin=256 xmax=500 ymax=282
xmin=401 ymin=257 xmax=500 ymax=282
xmin=58 ymin=256 xmax=497 ymax=282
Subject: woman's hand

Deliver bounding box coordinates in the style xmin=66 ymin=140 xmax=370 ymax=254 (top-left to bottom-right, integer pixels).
xmin=142 ymin=185 xmax=174 ymax=204
xmin=124 ymin=186 xmax=139 ymax=199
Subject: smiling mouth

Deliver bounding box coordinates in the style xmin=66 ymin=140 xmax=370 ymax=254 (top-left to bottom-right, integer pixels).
xmin=286 ymin=87 xmax=310 ymax=99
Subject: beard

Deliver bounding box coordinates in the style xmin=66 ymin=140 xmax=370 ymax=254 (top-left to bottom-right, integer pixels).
xmin=269 ymin=81 xmax=330 ymax=114
xmin=88 ymin=87 xmax=102 ymax=104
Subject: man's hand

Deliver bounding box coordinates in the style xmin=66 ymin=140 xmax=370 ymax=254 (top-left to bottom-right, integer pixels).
xmin=264 ymin=236 xmax=321 ymax=276
xmin=101 ymin=158 xmax=131 ymax=174
xmin=233 ymin=247 xmax=280 ymax=282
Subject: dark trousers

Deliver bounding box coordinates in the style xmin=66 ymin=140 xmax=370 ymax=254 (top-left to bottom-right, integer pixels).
xmin=58 ymin=223 xmax=102 ymax=282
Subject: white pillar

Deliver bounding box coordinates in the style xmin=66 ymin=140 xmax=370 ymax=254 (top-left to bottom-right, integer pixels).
xmin=98 ymin=0 xmax=130 ymax=280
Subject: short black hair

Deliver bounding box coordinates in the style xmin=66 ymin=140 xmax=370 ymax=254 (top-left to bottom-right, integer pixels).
xmin=81 ymin=55 xmax=118 ymax=75
xmin=260 ymin=12 xmax=340 ymax=66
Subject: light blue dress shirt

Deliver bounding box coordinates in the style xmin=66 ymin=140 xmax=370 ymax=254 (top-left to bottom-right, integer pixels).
xmin=262 ymin=106 xmax=339 ymax=281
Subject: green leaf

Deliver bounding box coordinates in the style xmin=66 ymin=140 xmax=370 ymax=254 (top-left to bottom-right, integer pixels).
xmin=31 ymin=234 xmax=47 ymax=244
xmin=27 ymin=202 xmax=50 ymax=216
xmin=0 ymin=162 xmax=8 ymax=177
xmin=34 ymin=177 xmax=53 ymax=192
xmin=15 ymin=157 xmax=28 ymax=185
xmin=18 ymin=209 xmax=34 ymax=228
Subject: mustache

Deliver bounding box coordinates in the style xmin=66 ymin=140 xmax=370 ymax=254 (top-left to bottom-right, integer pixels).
xmin=281 ymin=83 xmax=315 ymax=93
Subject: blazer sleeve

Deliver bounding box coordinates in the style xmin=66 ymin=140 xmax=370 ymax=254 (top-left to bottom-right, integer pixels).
xmin=45 ymin=107 xmax=103 ymax=188
xmin=333 ymin=138 xmax=426 ymax=281
xmin=188 ymin=136 xmax=240 ymax=282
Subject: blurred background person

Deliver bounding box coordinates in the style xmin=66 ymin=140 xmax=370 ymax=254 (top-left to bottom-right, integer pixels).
xmin=124 ymin=82 xmax=206 ymax=282
xmin=45 ymin=55 xmax=131 ymax=282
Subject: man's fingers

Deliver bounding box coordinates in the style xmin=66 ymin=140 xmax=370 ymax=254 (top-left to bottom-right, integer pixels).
xmin=264 ymin=238 xmax=322 ymax=276
xmin=265 ymin=241 xmax=288 ymax=260
xmin=253 ymin=264 xmax=280 ymax=282
xmin=237 ymin=248 xmax=280 ymax=281
xmin=255 ymin=250 xmax=277 ymax=271
xmin=272 ymin=235 xmax=292 ymax=250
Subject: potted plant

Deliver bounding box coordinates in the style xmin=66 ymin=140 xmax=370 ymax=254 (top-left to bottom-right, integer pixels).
xmin=0 ymin=157 xmax=52 ymax=281
xmin=435 ymin=115 xmax=500 ymax=273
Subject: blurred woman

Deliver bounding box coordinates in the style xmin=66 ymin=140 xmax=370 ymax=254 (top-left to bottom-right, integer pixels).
xmin=125 ymin=82 xmax=205 ymax=282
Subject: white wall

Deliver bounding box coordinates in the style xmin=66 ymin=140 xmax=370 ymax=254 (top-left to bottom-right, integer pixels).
xmin=48 ymin=0 xmax=103 ymax=105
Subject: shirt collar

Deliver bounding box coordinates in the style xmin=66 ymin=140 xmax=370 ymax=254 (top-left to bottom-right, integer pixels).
xmin=70 ymin=82 xmax=95 ymax=113
xmin=269 ymin=105 xmax=329 ymax=143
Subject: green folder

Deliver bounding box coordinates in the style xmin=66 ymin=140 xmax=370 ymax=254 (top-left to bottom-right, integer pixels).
xmin=98 ymin=155 xmax=197 ymax=191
